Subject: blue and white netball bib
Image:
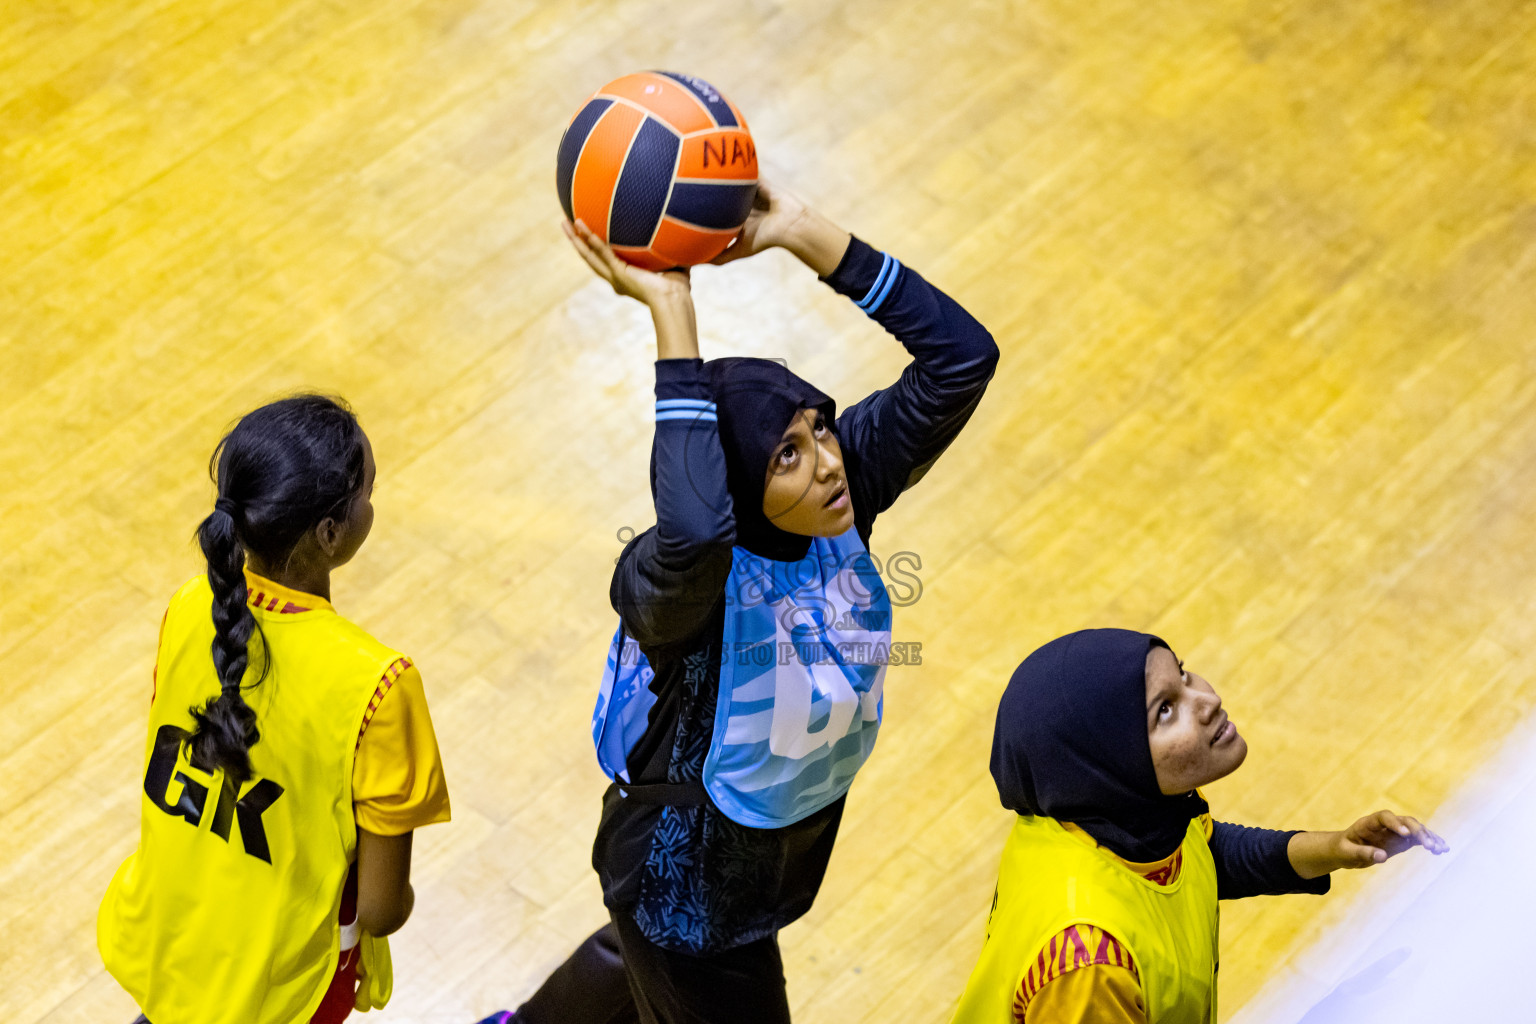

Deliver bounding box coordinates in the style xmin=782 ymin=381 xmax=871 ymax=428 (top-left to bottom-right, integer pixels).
xmin=592 ymin=527 xmax=893 ymax=828
xmin=592 ymin=628 xmax=655 ymax=785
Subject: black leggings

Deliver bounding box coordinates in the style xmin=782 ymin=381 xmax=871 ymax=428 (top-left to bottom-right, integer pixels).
xmin=518 ymin=912 xmax=791 ymax=1024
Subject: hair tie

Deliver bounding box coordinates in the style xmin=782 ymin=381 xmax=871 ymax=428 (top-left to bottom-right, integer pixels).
xmin=214 ymin=497 xmax=240 ymax=518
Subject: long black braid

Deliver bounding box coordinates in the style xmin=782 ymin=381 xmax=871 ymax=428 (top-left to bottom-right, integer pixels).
xmin=185 ymin=394 xmax=367 ymax=787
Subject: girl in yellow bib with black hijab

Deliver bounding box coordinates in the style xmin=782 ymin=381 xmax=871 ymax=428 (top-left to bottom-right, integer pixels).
xmin=98 ymin=395 xmax=451 ymax=1024
xmin=951 ymin=629 xmax=1446 ymax=1024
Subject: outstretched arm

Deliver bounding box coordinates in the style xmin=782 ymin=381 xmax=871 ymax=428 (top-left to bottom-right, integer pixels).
xmin=608 ymin=355 xmax=737 ymax=648
xmin=1210 ymin=810 xmax=1447 ymax=899
xmin=566 ymin=219 xmax=699 ymax=359
xmin=1210 ymin=820 xmax=1331 ymax=899
xmin=714 ymin=182 xmax=1001 ymax=530
xmin=565 ymin=220 xmax=736 ymax=647
xmin=828 ymin=237 xmax=1000 ymax=528
xmin=1287 ymin=810 xmax=1448 ymax=880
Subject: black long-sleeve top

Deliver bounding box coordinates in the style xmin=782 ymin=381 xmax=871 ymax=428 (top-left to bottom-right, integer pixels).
xmin=592 ymin=238 xmax=1001 ymax=953
xmin=1210 ymin=819 xmax=1330 ymax=899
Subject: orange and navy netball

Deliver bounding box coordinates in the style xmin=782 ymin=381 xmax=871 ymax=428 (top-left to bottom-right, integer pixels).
xmin=556 ymin=71 xmax=758 ymax=269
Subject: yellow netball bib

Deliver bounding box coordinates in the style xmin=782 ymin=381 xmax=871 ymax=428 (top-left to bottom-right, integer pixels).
xmin=951 ymin=814 xmax=1219 ymax=1024
xmin=99 ymin=574 xmax=402 ymax=1024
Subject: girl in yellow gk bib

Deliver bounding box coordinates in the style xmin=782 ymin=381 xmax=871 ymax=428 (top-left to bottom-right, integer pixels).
xmin=951 ymin=629 xmax=1446 ymax=1024
xmin=98 ymin=395 xmax=451 ymax=1024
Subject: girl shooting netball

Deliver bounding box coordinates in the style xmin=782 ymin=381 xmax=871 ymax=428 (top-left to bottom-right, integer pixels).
xmin=477 ymin=179 xmax=999 ymax=1022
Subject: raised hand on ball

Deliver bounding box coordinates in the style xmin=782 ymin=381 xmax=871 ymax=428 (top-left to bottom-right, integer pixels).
xmin=711 ymin=180 xmax=851 ymax=277
xmin=562 ymin=218 xmax=699 ymax=360
xmin=710 ymin=180 xmax=810 ymax=264
xmin=563 ymin=218 xmax=691 ymax=309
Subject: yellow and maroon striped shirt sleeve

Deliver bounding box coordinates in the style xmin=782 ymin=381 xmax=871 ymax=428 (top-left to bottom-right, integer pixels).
xmin=357 ymin=656 xmax=412 ymax=744
xmin=352 ymin=659 xmax=451 ymax=835
xmin=1016 ymin=924 xmax=1144 ymax=1023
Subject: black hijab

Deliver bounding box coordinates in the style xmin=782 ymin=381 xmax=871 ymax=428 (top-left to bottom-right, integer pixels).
xmin=990 ymin=628 xmax=1209 ymax=862
xmin=702 ymin=357 xmax=838 ymax=562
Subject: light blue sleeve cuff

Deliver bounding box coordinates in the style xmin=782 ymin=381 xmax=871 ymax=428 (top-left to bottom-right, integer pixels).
xmin=655 ymin=397 xmax=718 ymax=423
xmin=855 ymin=252 xmax=903 ymax=315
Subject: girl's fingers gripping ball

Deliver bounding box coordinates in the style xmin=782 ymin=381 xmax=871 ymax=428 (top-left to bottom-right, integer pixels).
xmin=563 ymin=220 xmax=617 ymax=285
xmin=581 ymin=220 xmax=646 ymax=284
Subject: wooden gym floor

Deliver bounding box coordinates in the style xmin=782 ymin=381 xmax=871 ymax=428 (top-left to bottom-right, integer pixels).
xmin=3 ymin=1 xmax=1535 ymax=1020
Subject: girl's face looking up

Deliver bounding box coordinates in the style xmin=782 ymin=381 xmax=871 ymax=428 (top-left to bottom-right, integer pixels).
xmin=1145 ymin=645 xmax=1248 ymax=795
xmin=762 ymin=408 xmax=856 ymax=537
